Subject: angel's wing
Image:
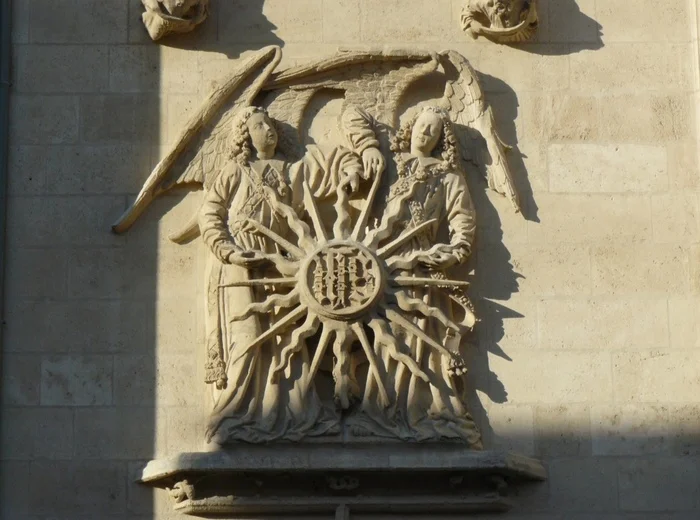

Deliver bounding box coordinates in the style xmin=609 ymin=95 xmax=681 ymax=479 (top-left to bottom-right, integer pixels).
xmin=262 ymin=49 xmax=439 ymax=135
xmin=112 ymin=45 xmax=282 ymax=234
xmin=438 ymin=51 xmax=520 ymax=212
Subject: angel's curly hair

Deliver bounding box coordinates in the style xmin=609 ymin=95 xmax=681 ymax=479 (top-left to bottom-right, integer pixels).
xmin=390 ymin=106 xmax=459 ymax=173
xmin=229 ymin=106 xmax=269 ymax=166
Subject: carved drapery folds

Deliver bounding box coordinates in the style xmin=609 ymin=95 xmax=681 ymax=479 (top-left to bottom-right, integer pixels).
xmin=113 ymin=46 xmax=520 ymax=447
xmin=141 ymin=0 xmax=209 ymax=41
xmin=461 ymin=0 xmax=539 ymax=43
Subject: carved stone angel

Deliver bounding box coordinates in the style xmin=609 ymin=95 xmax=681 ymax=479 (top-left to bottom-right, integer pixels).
xmin=348 ymin=106 xmax=482 ymax=446
xmin=199 ymin=105 xmax=385 ymax=443
xmin=112 ymin=46 xmax=520 ymax=448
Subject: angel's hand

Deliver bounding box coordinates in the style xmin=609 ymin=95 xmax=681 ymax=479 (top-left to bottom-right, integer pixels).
xmin=362 ymin=147 xmax=386 ymax=180
xmin=418 ymin=244 xmax=459 ymax=270
xmin=227 ymin=250 xmax=272 ymax=269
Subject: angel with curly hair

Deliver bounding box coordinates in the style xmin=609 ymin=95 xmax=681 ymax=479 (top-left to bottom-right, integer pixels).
xmin=199 ymin=105 xmax=385 ymax=444
xmin=349 ymin=106 xmax=483 ymax=447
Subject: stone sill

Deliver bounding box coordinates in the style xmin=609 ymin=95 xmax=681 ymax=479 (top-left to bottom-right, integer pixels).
xmin=140 ymin=445 xmax=546 ymax=516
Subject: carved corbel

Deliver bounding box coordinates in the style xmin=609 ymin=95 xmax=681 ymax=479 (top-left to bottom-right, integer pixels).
xmin=141 ymin=0 xmax=210 ymax=41
xmin=461 ymin=0 xmax=538 ymax=44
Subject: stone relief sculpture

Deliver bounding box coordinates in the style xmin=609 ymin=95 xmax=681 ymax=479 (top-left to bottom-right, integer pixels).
xmin=113 ymin=46 xmax=520 ymax=449
xmin=141 ymin=0 xmax=209 ymax=41
xmin=461 ymin=0 xmax=539 ymax=43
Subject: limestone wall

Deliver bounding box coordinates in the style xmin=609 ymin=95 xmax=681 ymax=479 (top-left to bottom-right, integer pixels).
xmin=1 ymin=0 xmax=699 ymax=518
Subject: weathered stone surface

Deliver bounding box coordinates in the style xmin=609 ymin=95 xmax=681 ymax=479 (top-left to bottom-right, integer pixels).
xmin=3 ymin=1 xmax=700 ymax=518
xmin=548 ymin=458 xmax=618 ymax=512
xmin=618 ymin=458 xmax=699 ymax=512
xmin=0 ymin=408 xmax=74 ymax=460
xmin=490 ymin=351 xmax=613 ymax=404
xmin=535 ymin=404 xmax=592 ymax=458
xmin=591 ymin=404 xmax=672 ymax=456
xmin=40 ymin=355 xmax=113 ymax=406
xmin=538 ymin=299 xmax=669 ymax=350
xmin=14 ymin=46 xmax=109 ymax=93
xmin=591 ymin=244 xmax=689 ymax=295
xmin=613 ymin=351 xmax=700 ymax=403
xmin=28 ymin=0 xmax=128 ymax=43
xmin=10 ymin=95 xmax=79 ymax=145
xmin=549 ymin=144 xmax=667 ymax=193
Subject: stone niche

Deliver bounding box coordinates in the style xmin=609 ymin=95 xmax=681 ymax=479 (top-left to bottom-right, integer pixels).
xmin=114 ymin=45 xmax=546 ymax=516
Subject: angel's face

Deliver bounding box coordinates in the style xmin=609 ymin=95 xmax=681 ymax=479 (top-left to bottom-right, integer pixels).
xmin=246 ymin=112 xmax=278 ymax=156
xmin=411 ymin=111 xmax=443 ymax=157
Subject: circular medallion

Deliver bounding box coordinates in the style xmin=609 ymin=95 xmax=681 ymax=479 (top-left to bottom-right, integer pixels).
xmin=299 ymin=241 xmax=384 ymax=320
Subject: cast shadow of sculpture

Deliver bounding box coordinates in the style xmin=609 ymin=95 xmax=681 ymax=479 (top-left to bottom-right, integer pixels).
xmin=518 ymin=0 xmax=603 ymax=55
xmin=456 ymin=73 xmax=534 ymax=446
xmin=157 ymin=0 xmax=284 ymax=54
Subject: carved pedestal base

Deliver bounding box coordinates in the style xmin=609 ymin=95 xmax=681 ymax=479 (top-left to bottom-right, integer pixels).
xmin=140 ymin=445 xmax=546 ymax=517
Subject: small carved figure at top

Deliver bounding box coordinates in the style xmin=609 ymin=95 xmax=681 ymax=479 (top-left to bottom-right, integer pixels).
xmin=461 ymin=0 xmax=538 ymax=44
xmin=141 ymin=0 xmax=210 ymax=41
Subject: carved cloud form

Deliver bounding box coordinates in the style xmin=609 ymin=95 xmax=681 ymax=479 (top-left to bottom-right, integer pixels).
xmin=461 ymin=0 xmax=539 ymax=43
xmin=141 ymin=0 xmax=209 ymax=41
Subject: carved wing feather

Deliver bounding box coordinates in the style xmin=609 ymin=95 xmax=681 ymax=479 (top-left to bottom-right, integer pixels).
xmin=112 ymin=46 xmax=282 ymax=234
xmin=265 ymin=50 xmax=439 ymax=128
xmin=438 ymin=51 xmax=520 ymax=211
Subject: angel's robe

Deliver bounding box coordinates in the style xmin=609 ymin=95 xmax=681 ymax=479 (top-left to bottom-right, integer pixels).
xmin=349 ymin=153 xmax=483 ymax=447
xmin=198 ymin=107 xmax=379 ymax=444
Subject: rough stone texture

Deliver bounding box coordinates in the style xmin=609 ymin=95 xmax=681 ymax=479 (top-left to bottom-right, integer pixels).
xmin=2 ymin=0 xmax=700 ymax=518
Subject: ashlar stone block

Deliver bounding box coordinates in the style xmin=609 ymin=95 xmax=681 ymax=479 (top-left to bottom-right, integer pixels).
xmin=548 ymin=144 xmax=667 ymax=193
xmin=41 ymin=355 xmax=113 ymax=406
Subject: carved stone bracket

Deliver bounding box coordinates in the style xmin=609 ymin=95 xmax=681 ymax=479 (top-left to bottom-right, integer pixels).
xmin=461 ymin=0 xmax=539 ymax=43
xmin=141 ymin=0 xmax=209 ymax=41
xmin=140 ymin=445 xmax=546 ymax=516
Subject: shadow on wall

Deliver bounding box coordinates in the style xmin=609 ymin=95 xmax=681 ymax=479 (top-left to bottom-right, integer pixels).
xmin=155 ymin=0 xmax=284 ymax=56
xmin=519 ymin=0 xmax=604 ymax=55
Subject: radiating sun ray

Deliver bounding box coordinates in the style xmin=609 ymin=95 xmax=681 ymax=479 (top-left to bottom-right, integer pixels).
xmin=219 ymin=277 xmax=297 ymax=288
xmin=227 ymin=305 xmax=308 ymax=366
xmin=273 ymin=314 xmax=321 ymax=375
xmin=367 ymin=314 xmax=429 ymax=383
xmin=263 ymin=186 xmax=316 ymax=251
xmin=332 ymin=326 xmax=354 ymax=409
xmin=351 ymin=322 xmax=390 ymax=407
xmin=229 ymin=289 xmax=300 ymax=322
xmin=391 ymin=276 xmax=470 ymax=288
xmin=352 ymin=170 xmax=384 ymax=241
xmin=303 ymin=180 xmax=328 ymax=242
xmin=364 ymin=181 xmax=419 ymax=248
xmin=333 ymin=184 xmax=353 ymax=239
xmin=383 ymin=307 xmax=454 ymax=359
xmin=376 ymin=219 xmax=437 ymax=259
xmin=245 ymin=219 xmax=306 ymax=259
xmin=387 ymin=288 xmax=461 ymax=333
xmin=307 ymin=325 xmax=332 ymax=388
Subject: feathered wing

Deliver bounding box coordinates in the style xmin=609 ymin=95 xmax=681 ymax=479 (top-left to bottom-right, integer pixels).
xmin=112 ymin=46 xmax=282 ymax=235
xmin=263 ymin=49 xmax=439 ymax=130
xmin=438 ymin=51 xmax=520 ymax=212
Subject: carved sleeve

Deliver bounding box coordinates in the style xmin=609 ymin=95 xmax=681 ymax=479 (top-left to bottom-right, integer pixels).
xmin=444 ymin=172 xmax=477 ymax=264
xmin=199 ymin=164 xmax=241 ymax=263
xmin=341 ymin=106 xmax=380 ymax=155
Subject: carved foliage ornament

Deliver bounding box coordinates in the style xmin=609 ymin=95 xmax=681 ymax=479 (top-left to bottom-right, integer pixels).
xmin=141 ymin=0 xmax=209 ymax=41
xmin=113 ymin=46 xmax=520 ymax=448
xmin=461 ymin=0 xmax=538 ymax=43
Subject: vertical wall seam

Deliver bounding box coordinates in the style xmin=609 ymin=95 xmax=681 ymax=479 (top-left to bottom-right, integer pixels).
xmin=0 ymin=0 xmax=13 ymax=406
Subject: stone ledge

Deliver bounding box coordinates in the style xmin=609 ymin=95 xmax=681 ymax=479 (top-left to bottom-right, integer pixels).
xmin=139 ymin=445 xmax=546 ymax=516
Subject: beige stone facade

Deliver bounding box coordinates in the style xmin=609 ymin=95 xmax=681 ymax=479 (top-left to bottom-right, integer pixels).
xmin=2 ymin=0 xmax=700 ymax=518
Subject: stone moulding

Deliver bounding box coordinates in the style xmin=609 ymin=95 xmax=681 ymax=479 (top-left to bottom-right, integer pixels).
xmin=139 ymin=446 xmax=547 ymax=516
xmin=461 ymin=0 xmax=539 ymax=43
